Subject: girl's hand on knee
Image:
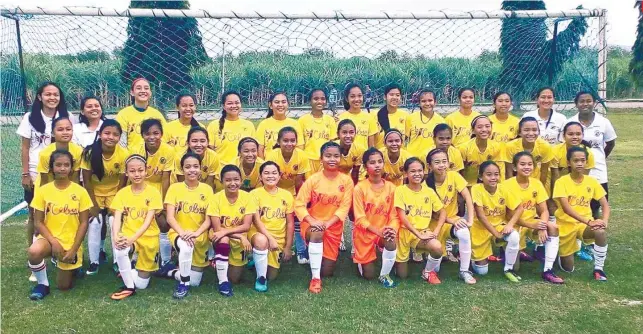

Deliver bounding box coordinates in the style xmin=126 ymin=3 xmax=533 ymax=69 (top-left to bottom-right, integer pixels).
xmin=537 ymin=229 xmax=549 ymax=244
xmin=51 ymin=240 xmax=64 ymax=260
xmin=61 ymin=249 xmax=77 ymax=264
xmin=454 ymin=218 xmax=468 ymax=230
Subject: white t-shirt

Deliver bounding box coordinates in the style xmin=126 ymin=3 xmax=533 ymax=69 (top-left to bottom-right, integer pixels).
xmin=72 ymin=120 xmax=103 ymax=148
xmin=521 ymin=109 xmax=567 ymax=145
xmin=567 ymin=112 xmax=617 ymax=184
xmin=15 ymin=111 xmax=58 ymax=177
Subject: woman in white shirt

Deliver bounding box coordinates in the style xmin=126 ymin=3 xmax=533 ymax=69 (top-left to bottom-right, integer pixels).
xmin=568 ymin=91 xmax=617 ymax=217
xmin=521 ymin=87 xmax=568 ymax=145
xmin=72 ymin=96 xmax=105 ymax=148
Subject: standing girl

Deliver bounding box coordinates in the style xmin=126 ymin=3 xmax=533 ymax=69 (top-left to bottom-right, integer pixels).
xmin=432 ymin=124 xmax=464 ymax=173
xmin=337 ymin=119 xmax=366 ymax=184
xmin=425 ymin=149 xmax=477 ymax=284
xmin=162 ymin=151 xmax=214 ymax=299
xmin=73 ymin=96 xmax=104 ymax=148
xmin=115 ymin=78 xmax=166 ymax=149
xmin=109 ymin=155 xmax=164 ymax=300
xmin=173 ymin=127 xmax=219 ymax=191
xmin=165 ymin=93 xmax=204 ymax=152
xmin=298 ymin=89 xmax=337 ymax=174
xmin=374 ymin=84 xmax=409 ymax=149
xmin=445 ymin=88 xmax=481 ymax=147
xmin=338 ymin=83 xmax=377 ymax=149
xmin=248 ymin=161 xmax=295 ymax=292
xmin=352 ymin=148 xmax=399 ymax=287
xmin=207 ymin=91 xmax=256 ymax=164
xmin=255 ymin=92 xmax=303 ymax=158
xmin=37 ymin=117 xmax=83 ymax=186
xmin=489 ymin=91 xmax=519 ymax=143
xmin=521 ymin=87 xmax=567 ymax=145
xmin=458 ymin=115 xmax=508 ymax=186
xmin=504 ymin=117 xmax=553 ymax=187
xmin=394 ymin=158 xmax=446 ymax=284
xmin=28 ymin=150 xmax=92 ymax=300
xmin=81 ymin=120 xmax=129 ymax=275
xmin=295 ymin=142 xmax=354 ymax=293
xmin=553 ymin=146 xmax=610 ymax=281
xmin=208 ymin=165 xmax=257 ymax=297
xmin=470 ymin=162 xmax=523 ymax=282
xmin=235 ymin=137 xmax=263 ymax=192
xmin=406 ymin=89 xmax=445 ymax=160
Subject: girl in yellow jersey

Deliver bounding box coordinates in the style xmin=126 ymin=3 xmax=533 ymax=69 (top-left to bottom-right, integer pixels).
xmin=337 ymin=119 xmax=366 ymax=184
xmin=164 ymin=93 xmax=205 ymax=152
xmin=445 ymin=88 xmax=481 ymax=146
xmin=235 ymin=137 xmax=263 ymax=191
xmin=432 ymin=124 xmax=464 ymax=173
xmin=374 ymin=84 xmax=409 ymax=149
xmin=470 ymin=161 xmax=524 ymax=282
xmin=459 ymin=115 xmax=508 ymax=186
xmin=115 ymin=78 xmax=166 ymax=148
xmin=207 ymin=91 xmax=256 ymax=164
xmin=406 ymin=89 xmax=446 ymax=160
xmin=338 ymin=83 xmax=378 ymax=148
xmin=81 ymin=120 xmax=129 ymax=275
xmin=553 ymin=146 xmax=610 ymax=281
xmin=109 ymin=154 xmax=163 ymax=300
xmin=249 ymin=161 xmax=295 ymax=292
xmin=362 ymin=129 xmax=411 ymax=186
xmin=37 ymin=117 xmax=83 ymax=187
xmin=394 ymin=158 xmax=446 ymax=284
xmin=505 ymin=117 xmax=553 ymax=187
xmin=504 ymin=152 xmax=564 ymax=284
xmin=131 ymin=119 xmax=175 ymax=266
xmin=551 ymin=122 xmax=596 ymax=183
xmin=28 ymin=150 xmax=92 ymax=300
xmin=208 ymin=165 xmax=257 ymax=297
xmin=256 ymin=92 xmax=303 ymax=158
xmin=299 ymin=89 xmax=337 ymax=174
xmin=425 ymin=149 xmax=477 ymax=284
xmin=173 ymin=126 xmax=219 ymax=191
xmin=489 ymin=92 xmax=519 ymax=143
xmin=160 ymin=151 xmax=214 ymax=299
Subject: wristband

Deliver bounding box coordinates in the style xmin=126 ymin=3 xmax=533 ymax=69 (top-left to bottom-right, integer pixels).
xmin=22 ymin=172 xmax=30 ymax=177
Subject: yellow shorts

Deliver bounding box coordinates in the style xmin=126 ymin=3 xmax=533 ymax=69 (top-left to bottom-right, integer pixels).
xmin=169 ymin=230 xmax=210 ymax=268
xmin=396 ymin=228 xmax=423 ymax=262
xmin=132 ymin=235 xmax=160 ymax=272
xmin=428 ymin=222 xmax=455 ymax=256
xmin=471 ymin=223 xmax=507 ymax=262
xmin=95 ymin=195 xmax=114 ymax=211
xmin=35 ymin=235 xmax=82 ymax=271
xmin=229 ymin=237 xmax=248 ymax=267
xmin=519 ymin=223 xmax=545 ymax=250
xmin=248 ymin=227 xmax=286 ymax=269
xmin=559 ymin=221 xmax=594 ymax=257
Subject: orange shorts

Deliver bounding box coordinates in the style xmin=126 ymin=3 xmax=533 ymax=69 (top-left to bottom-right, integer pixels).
xmin=300 ymin=219 xmax=344 ymax=261
xmin=352 ymin=225 xmax=398 ymax=264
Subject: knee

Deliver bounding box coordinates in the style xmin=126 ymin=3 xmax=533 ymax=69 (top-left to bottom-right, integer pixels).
xmin=189 ymin=270 xmax=203 ymax=286
xmin=252 ymin=233 xmax=268 ymax=251
xmin=428 ymin=239 xmax=442 ymax=255
xmin=455 ymin=227 xmax=471 ymax=242
xmin=384 ymin=242 xmax=397 ymax=251
xmin=217 ymin=236 xmax=230 ymax=245
xmin=472 ymin=261 xmax=488 ymax=275
xmin=593 ymin=228 xmax=607 ymax=240
xmin=113 ymin=247 xmax=130 ymax=258
xmin=309 ymin=231 xmax=323 ymax=243
xmin=506 ymin=231 xmax=520 ymax=246
xmin=176 ymin=238 xmax=194 ymax=253
xmin=57 ymin=281 xmax=72 ymax=291
xmin=27 ymin=244 xmax=43 ymax=261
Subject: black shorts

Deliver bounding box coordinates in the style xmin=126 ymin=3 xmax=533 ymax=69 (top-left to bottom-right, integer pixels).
xmin=24 ymin=187 xmax=34 ymax=204
xmin=590 ymin=182 xmax=608 ymax=218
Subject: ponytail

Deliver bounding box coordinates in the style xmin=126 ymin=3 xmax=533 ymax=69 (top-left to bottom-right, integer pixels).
xmin=220 ymin=90 xmax=241 ymax=131
xmin=267 ymin=91 xmax=287 ymax=119
xmin=377 ymin=84 xmax=402 ymax=133
xmin=82 ymin=119 xmax=122 ymax=181
xmin=342 ymin=83 xmax=362 ymax=111
xmin=175 ymin=93 xmax=200 ymax=127
xmin=425 ymin=148 xmax=448 ymax=194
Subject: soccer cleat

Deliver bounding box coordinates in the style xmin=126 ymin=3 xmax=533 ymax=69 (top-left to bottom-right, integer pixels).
xmin=297 ymin=255 xmax=309 ymax=265
xmin=422 ymin=269 xmax=442 ymax=285
xmin=576 ymin=246 xmax=594 ymax=262
xmin=533 ymin=245 xmax=545 ymax=263
xmin=593 ymin=269 xmax=608 ymax=282
xmin=504 ymin=270 xmax=522 ymax=283
xmin=247 ymin=258 xmax=255 ymax=269
xmin=50 ymin=257 xmax=58 ymax=266
xmin=28 ymin=272 xmax=37 ymax=282
xmin=99 ymin=250 xmax=108 ymax=264
xmin=154 ymin=262 xmax=176 ymax=278
xmin=254 ymin=276 xmax=268 ymax=292
xmin=110 ymin=286 xmax=136 ymax=300
xmin=542 ymin=270 xmax=565 ymax=284
xmin=412 ymin=251 xmax=424 ymax=263
xmin=519 ymin=250 xmax=534 ymax=262
xmin=173 ymin=283 xmax=190 ymax=299
xmin=218 ymin=281 xmax=234 ymax=297
xmin=87 ymin=263 xmax=100 ymax=276
xmin=308 ymin=278 xmax=322 ymax=294
xmin=459 ymin=271 xmax=477 ymax=285
xmin=378 ymin=274 xmax=398 ymax=288
xmin=29 ymin=284 xmax=50 ymax=300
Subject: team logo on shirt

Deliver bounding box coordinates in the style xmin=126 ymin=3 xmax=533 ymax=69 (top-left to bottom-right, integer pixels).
xmin=352 ymin=156 xmax=358 ymax=163
xmin=424 ymin=197 xmax=430 ymax=204
xmin=145 ymin=199 xmax=151 ymax=206
xmin=532 ymin=191 xmax=538 ymax=198
xmin=509 ymin=126 xmax=515 ymax=132
xmin=385 ymin=195 xmax=391 ymax=203
xmin=595 ymin=130 xmax=601 ymax=137
xmin=448 ymin=185 xmax=453 ymax=192
xmin=487 ymin=155 xmax=493 ymax=160
xmin=114 ymin=163 xmax=120 ymax=170
xmin=203 ymin=166 xmax=208 ymax=172
xmin=338 ymin=185 xmax=346 ymax=192
xmin=239 ymin=207 xmax=246 ymax=214
xmin=200 ymin=194 xmax=206 ymax=201
xmin=70 ymin=194 xmax=78 ymax=201
xmin=535 ymin=155 xmax=542 ymax=162
xmin=282 ymin=199 xmax=287 ymax=206
xmin=405 ymin=205 xmax=413 ymax=215
xmin=499 ymin=198 xmax=505 ymax=205
xmin=587 ymin=187 xmax=592 ymax=193
xmin=399 ymin=118 xmax=404 ymax=124
xmin=399 ymin=165 xmax=404 ymax=172
xmin=449 ymin=162 xmax=455 ymax=169
xmin=293 ymin=164 xmax=299 ymax=171
xmin=160 ymin=157 xmax=167 ymax=164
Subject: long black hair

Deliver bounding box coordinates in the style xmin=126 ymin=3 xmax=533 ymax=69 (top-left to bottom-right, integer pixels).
xmin=377 ymin=84 xmax=402 ymax=133
xmin=78 ymin=95 xmax=105 ymax=126
xmin=175 ymin=93 xmax=200 ymax=127
xmin=82 ymin=119 xmax=122 ymax=181
xmin=266 ymin=91 xmax=287 ymax=119
xmin=29 ymin=82 xmax=69 ymax=134
xmin=425 ymin=148 xmax=449 ymax=193
xmin=220 ymin=90 xmax=241 ymax=131
xmin=342 ymin=83 xmax=362 ymax=111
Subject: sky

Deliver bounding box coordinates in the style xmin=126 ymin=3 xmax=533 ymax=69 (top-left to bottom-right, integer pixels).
xmin=0 ymin=0 xmax=638 ymax=48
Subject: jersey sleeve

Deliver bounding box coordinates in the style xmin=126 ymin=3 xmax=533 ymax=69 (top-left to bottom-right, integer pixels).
xmin=393 ymin=187 xmax=406 ymax=210
xmin=352 ymin=184 xmax=370 ymax=228
xmin=297 ymin=152 xmax=311 ymax=175
xmin=328 ymin=116 xmax=338 ymax=141
xmin=285 ymin=192 xmax=295 ymax=214
xmin=163 ymin=151 xmax=175 ymax=172
xmin=404 ymin=115 xmax=413 ymax=138
xmin=334 ymin=177 xmax=354 ymax=221
xmin=79 ymin=188 xmax=94 ymax=212
xmin=206 ymin=122 xmax=218 ymax=147
xmin=118 ymin=149 xmax=129 ymax=174
xmin=450 ymin=148 xmax=465 ymax=172
xmin=505 ymin=188 xmax=521 ymax=211
xmin=206 ymin=195 xmax=220 ymax=217
xmin=591 ymin=179 xmax=607 ymax=200
xmin=587 ymin=150 xmax=596 ymax=169
xmin=80 ymin=153 xmax=91 ymax=171
xmin=471 ymin=185 xmax=484 ymax=206
xmin=173 ymin=153 xmax=184 ymax=176
xmin=367 ymin=116 xmax=379 ymax=137
xmin=244 ymin=194 xmax=259 ymax=216
xmin=16 ymin=113 xmax=32 ymax=139
xmin=387 ymin=186 xmax=400 ymax=230
xmin=30 ymin=186 xmax=46 ymax=211
xmin=429 ymin=188 xmax=444 ymax=212
xmin=540 ymin=142 xmax=554 ymax=164
xmin=453 ymin=172 xmax=467 ymax=192
xmin=255 ymin=122 xmax=267 ymax=147
xmin=36 ymin=149 xmax=49 ymax=174
xmin=552 ymin=178 xmax=567 ymax=199
xmin=294 ymin=177 xmax=313 ymax=221
xmin=497 ymin=142 xmax=510 ymax=163
xmin=164 ymin=185 xmax=177 ymax=205
xmin=534 ymin=181 xmax=549 ymax=204
xmin=207 ymin=154 xmax=220 ymax=177
xmin=604 ymin=119 xmax=617 ymax=142
xmin=110 ymin=191 xmax=125 ymax=212
xmin=294 ymin=122 xmax=305 ymax=149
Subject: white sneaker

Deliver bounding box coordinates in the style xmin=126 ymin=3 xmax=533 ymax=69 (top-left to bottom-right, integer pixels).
xmin=297 ymin=255 xmax=309 ymax=265
xmin=459 ymin=270 xmax=477 ymax=284
xmin=29 ymin=272 xmax=37 ymax=282
xmin=412 ymin=251 xmax=424 ymax=262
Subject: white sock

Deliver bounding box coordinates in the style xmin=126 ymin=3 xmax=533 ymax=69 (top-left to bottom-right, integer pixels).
xmin=114 ymin=247 xmax=134 ymax=289
xmin=28 ymin=260 xmax=49 ymax=286
xmin=543 ymin=236 xmax=559 ymax=272
xmin=87 ymin=216 xmax=102 ymax=264
xmin=455 ymin=228 xmax=472 ymax=272
xmin=380 ymin=248 xmax=397 ymax=276
xmin=134 ymin=274 xmax=150 ymax=290
xmin=159 ymin=232 xmax=172 ymax=265
xmin=424 ymin=254 xmax=442 ymax=272
xmin=214 ymin=251 xmax=229 ymax=284
xmin=176 ymin=238 xmax=194 ymax=285
xmin=308 ymin=242 xmax=323 ymax=279
xmin=253 ymin=248 xmax=269 ymax=279
xmin=503 ymin=231 xmax=520 ymax=271
xmin=207 ymin=244 xmax=215 ymax=261
xmin=592 ymin=244 xmax=608 ymax=271
xmin=190 ymin=270 xmax=203 ymax=286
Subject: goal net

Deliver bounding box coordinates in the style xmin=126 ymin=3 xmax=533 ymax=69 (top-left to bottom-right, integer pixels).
xmin=0 ymin=6 xmax=606 ymax=215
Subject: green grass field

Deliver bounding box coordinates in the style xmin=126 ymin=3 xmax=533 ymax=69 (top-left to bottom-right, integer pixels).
xmin=2 ymin=111 xmax=643 ymax=333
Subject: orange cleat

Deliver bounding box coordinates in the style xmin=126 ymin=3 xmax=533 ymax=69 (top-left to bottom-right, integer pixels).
xmin=422 ymin=269 xmax=442 ymax=285
xmin=308 ymin=278 xmax=322 ymax=294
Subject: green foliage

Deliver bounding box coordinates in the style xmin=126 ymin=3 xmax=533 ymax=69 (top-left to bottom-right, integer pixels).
xmin=630 ymin=1 xmax=643 ymax=88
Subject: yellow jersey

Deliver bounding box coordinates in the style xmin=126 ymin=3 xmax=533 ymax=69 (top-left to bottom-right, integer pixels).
xmin=405 ymin=111 xmax=446 ymax=160
xmin=130 ymin=142 xmax=175 ymax=194
xmin=234 ymin=156 xmax=264 ymax=191
xmin=37 ymin=142 xmax=84 ymax=180
xmin=115 ymin=105 xmax=166 ymax=149
xmin=553 ymin=174 xmax=606 ymax=224
xmin=255 ymin=117 xmax=303 ymax=152
xmin=207 ymin=118 xmax=256 ymax=165
xmin=173 ymin=148 xmax=220 ymax=182
xmin=446 ymin=145 xmax=465 ymax=172
xmin=550 ymin=143 xmax=596 ymax=172
xmin=471 ymin=183 xmax=521 ymax=227
xmin=265 ymin=148 xmax=310 ymax=195
xmin=251 ymin=187 xmax=294 ymax=239
xmin=207 ymin=190 xmax=258 ymax=230
xmin=432 ymin=171 xmax=468 ymax=219
xmin=80 ymin=145 xmax=129 ymax=197
xmin=445 ymin=110 xmax=481 ymax=146
xmin=503 ymin=177 xmax=548 ymax=222
xmin=504 ymin=138 xmax=553 ymax=181
xmin=298 ymin=113 xmax=337 ymax=160
xmin=489 ymin=113 xmax=520 ymax=143
xmin=163 ymin=119 xmax=205 ymax=153
xmin=338 ymin=141 xmax=366 ymax=175
xmin=337 ymin=110 xmax=378 ymax=149
xmin=373 ymin=109 xmax=410 ymax=149
xmin=111 ymin=184 xmax=163 ymax=238
xmin=394 ymin=184 xmax=443 ymax=230
xmin=164 ymin=182 xmax=213 ymax=232
xmin=458 ymin=138 xmax=507 ymax=186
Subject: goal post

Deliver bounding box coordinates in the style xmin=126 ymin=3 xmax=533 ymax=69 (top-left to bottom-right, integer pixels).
xmin=0 ymin=6 xmax=606 ymax=216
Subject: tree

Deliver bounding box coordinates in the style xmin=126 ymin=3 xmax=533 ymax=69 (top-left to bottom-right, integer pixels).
xmin=630 ymin=1 xmax=643 ymax=88
xmin=121 ymin=1 xmax=208 ymax=106
xmin=499 ymin=1 xmax=587 ymax=108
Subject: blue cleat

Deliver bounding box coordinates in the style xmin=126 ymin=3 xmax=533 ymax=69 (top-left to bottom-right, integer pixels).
xmin=29 ymin=284 xmax=50 ymax=301
xmin=255 ymin=276 xmax=268 ymax=292
xmin=218 ymin=281 xmax=234 ymax=297
xmin=173 ymin=282 xmax=190 ymax=299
